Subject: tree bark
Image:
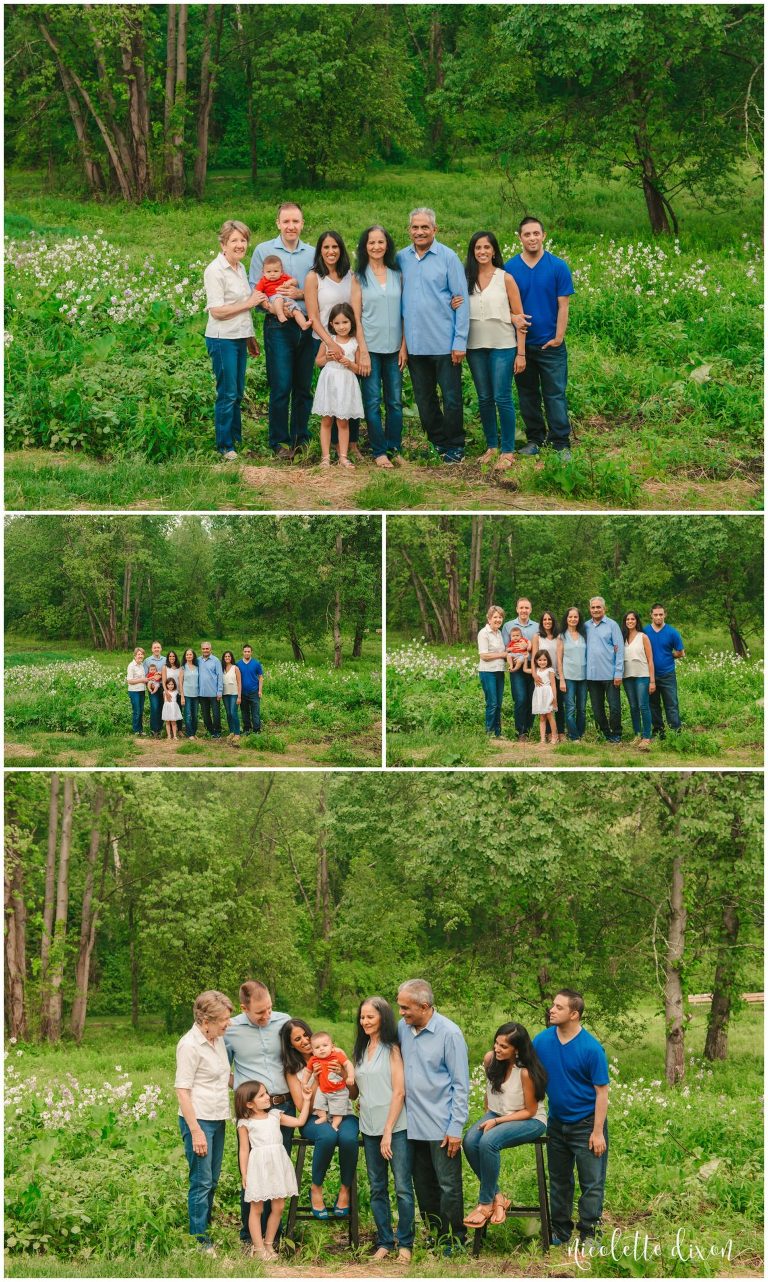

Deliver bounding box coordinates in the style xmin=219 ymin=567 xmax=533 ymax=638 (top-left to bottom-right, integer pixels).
xmin=725 ymin=594 xmax=748 ymax=656
xmin=466 ymin=515 xmax=484 ymax=641
xmin=40 ymin=772 xmax=60 ymax=985
xmin=408 ymin=565 xmax=436 ymax=642
xmin=42 ymin=777 xmax=75 ymax=1042
xmin=169 ymin=4 xmax=189 ymax=197
xmin=4 ymin=823 xmax=28 ymax=1042
xmin=352 ymin=607 xmax=366 ymax=659
xmin=665 ymin=851 xmax=686 ymax=1084
xmin=703 ymin=903 xmax=739 ymax=1061
xmin=84 ymin=3 xmax=135 ymax=185
xmin=401 ymin=547 xmax=452 ymax=643
xmin=164 ymin=4 xmax=177 ymax=189
xmin=442 ymin=520 xmax=462 ymax=644
xmin=333 ymin=533 xmax=343 ymax=669
xmin=70 ymin=787 xmax=106 ymax=1043
xmin=193 ymin=5 xmax=223 ymax=198
xmin=128 ymin=897 xmax=139 ymax=1029
xmin=485 ymin=524 xmax=502 ymax=610
xmin=315 ymin=788 xmax=332 ymax=1000
xmin=235 ymin=4 xmax=259 ymax=184
xmin=52 ymin=52 xmax=105 ymax=195
xmin=287 ymin=619 xmax=305 ymax=663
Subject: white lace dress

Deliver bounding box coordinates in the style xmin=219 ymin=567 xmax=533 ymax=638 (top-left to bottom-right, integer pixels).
xmin=312 ymin=338 xmax=364 ymax=419
xmin=532 ymin=672 xmax=555 ymax=714
xmin=238 ymin=1110 xmax=298 ymax=1203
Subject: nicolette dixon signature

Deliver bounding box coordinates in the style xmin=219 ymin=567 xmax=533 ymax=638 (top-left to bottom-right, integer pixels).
xmin=570 ymin=1227 xmax=734 ymax=1271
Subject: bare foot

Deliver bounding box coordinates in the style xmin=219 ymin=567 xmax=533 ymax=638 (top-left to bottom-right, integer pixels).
xmin=371 ymin=1247 xmax=390 ymax=1261
xmin=397 ymin=1248 xmax=412 ymax=1262
xmin=478 ymin=448 xmax=498 ymax=464
xmin=495 ymin=452 xmax=515 ymax=469
xmin=375 ymin=455 xmax=395 ymax=469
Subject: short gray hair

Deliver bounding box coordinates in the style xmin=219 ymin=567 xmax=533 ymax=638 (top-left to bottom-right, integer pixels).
xmin=398 ymin=978 xmax=434 ymax=1007
xmin=193 ymin=989 xmax=233 ymax=1025
xmin=409 ymin=207 xmax=436 ymax=227
xmin=487 ymin=604 xmax=505 ymax=622
xmin=218 ymin=218 xmax=251 ymax=246
xmin=589 ymin=596 xmax=606 ymax=607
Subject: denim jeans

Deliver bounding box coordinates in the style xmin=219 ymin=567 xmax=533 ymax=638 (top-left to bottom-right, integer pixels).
xmin=479 ymin=671 xmax=505 ymax=736
xmin=128 ymin=690 xmax=145 ymax=734
xmin=587 ymin=680 xmax=622 ymax=740
xmin=623 ymin=676 xmax=652 ymax=737
xmin=410 ymin=1138 xmax=466 ymax=1245
xmin=300 ymin=1113 xmax=360 ymax=1191
xmin=238 ymin=1100 xmax=295 ymax=1242
xmin=514 ymin=342 xmax=571 ymax=448
xmin=148 ymin=688 xmax=164 ymax=735
xmin=466 ymin=347 xmax=517 ymax=453
xmin=179 ymin=1116 xmax=226 ymax=1244
xmin=650 ymin=671 xmax=681 ymax=734
xmin=223 ymin=694 xmax=241 ymax=736
xmin=509 ymin=667 xmax=534 ymax=736
xmin=407 ymin=354 xmax=464 ymax=455
xmin=362 ymin=1130 xmax=416 ymax=1250
xmin=546 ymin=1114 xmax=608 ymax=1243
xmin=562 ymin=678 xmax=587 ymax=740
xmin=205 ymin=336 xmax=247 ymax=453
xmin=182 ymin=696 xmax=199 ymax=737
xmin=241 ymin=692 xmax=261 ymax=733
xmin=263 ymin=315 xmax=317 ymax=450
xmin=362 ymin=352 xmax=403 ymax=457
xmin=463 ymin=1112 xmax=546 ymax=1204
xmin=199 ymin=697 xmax=222 ymax=737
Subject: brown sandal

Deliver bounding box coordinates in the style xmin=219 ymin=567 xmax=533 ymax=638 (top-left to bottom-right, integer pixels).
xmin=463 ymin=1205 xmax=493 ymax=1228
xmin=490 ymin=1194 xmax=511 ymax=1225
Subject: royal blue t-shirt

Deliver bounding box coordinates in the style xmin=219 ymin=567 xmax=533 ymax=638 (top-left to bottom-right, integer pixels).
xmin=532 ymin=1025 xmax=609 ymax=1123
xmin=644 ymin=624 xmax=684 ymax=677
xmin=503 ymin=251 xmax=575 ymax=346
xmin=236 ymin=657 xmax=264 ymax=695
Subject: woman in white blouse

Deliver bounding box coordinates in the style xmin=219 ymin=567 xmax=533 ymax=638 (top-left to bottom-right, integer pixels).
xmin=203 ymin=220 xmax=266 ymax=460
xmin=126 ymin=646 xmax=147 ymax=736
xmin=477 ymin=605 xmax=508 ymax=738
xmin=465 ymin=232 xmax=527 ymax=469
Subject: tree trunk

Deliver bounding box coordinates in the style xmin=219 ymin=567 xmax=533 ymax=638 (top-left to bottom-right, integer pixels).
xmin=664 ymin=851 xmax=686 ymax=1084
xmin=315 ymin=788 xmax=332 ymax=1000
xmin=41 ymin=777 xmax=75 ymax=1042
xmin=169 ymin=5 xmax=189 ymax=197
xmin=401 ymin=548 xmax=452 ymax=643
xmin=70 ymin=788 xmax=105 ymax=1043
xmin=164 ymin=4 xmax=177 ymax=189
xmin=193 ymin=5 xmax=223 ymax=198
xmin=128 ymin=898 xmax=139 ymax=1029
xmin=408 ymin=566 xmax=435 ymax=642
xmin=4 ymin=824 xmax=28 ymax=1041
xmin=53 ymin=54 xmax=105 ymax=195
xmin=725 ymin=594 xmax=748 ymax=657
xmin=485 ymin=524 xmax=502 ymax=610
xmin=466 ymin=515 xmax=484 ymax=641
xmin=631 ymin=107 xmax=676 ymax=235
xmin=332 ymin=533 xmax=343 ymax=669
xmin=703 ymin=903 xmax=739 ymax=1061
xmin=352 ymin=608 xmax=365 ymax=659
xmin=537 ymin=963 xmax=553 ymax=1028
xmin=442 ymin=523 xmax=461 ymax=644
xmin=40 ymin=773 xmax=60 ymax=985
xmin=131 ymin=580 xmax=142 ymax=649
xmin=84 ymin=2 xmax=136 ymax=184
xmin=287 ymin=618 xmax=305 ymax=663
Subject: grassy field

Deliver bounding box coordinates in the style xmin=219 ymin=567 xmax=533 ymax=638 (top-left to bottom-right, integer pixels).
xmin=4 ymin=1005 xmax=763 ymax=1278
xmin=4 ymin=638 xmax=382 ymax=768
xmin=4 ymin=164 xmax=763 ymax=512
xmin=385 ymin=634 xmax=764 ymax=768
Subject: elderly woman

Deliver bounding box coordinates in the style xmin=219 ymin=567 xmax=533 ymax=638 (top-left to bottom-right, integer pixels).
xmin=126 ymin=646 xmax=147 ymax=736
xmin=175 ymin=989 xmax=234 ymax=1254
xmin=203 ymin=220 xmax=265 ymax=460
xmin=477 ymin=605 xmax=508 ymax=738
xmin=304 ymin=230 xmax=364 ymax=458
xmin=354 ymin=226 xmax=403 ymax=468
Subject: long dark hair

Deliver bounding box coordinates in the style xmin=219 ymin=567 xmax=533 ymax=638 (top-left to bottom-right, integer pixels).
xmin=560 ymin=607 xmax=586 ymax=638
xmin=465 ymin=230 xmax=504 ymax=294
xmin=234 ymin=1079 xmax=266 ymax=1120
xmin=166 ymin=650 xmax=181 ymax=669
xmin=538 ymin=610 xmax=560 ymax=639
xmin=353 ymin=995 xmax=399 ymax=1065
xmin=356 ymin=225 xmax=399 ymax=279
xmin=313 ymin=230 xmax=350 ymax=279
xmin=621 ymin=611 xmax=644 ymax=642
xmin=280 ymin=1018 xmax=313 ymax=1076
xmin=486 ymin=1022 xmax=547 ymax=1101
xmin=221 ymin=650 xmax=235 ymax=669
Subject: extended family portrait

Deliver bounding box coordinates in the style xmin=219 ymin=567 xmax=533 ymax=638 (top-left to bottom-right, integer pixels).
xmin=4 ymin=514 xmax=383 ymax=767
xmin=386 ymin=514 xmax=764 ymax=767
xmin=4 ymin=3 xmax=763 ymax=513
xmin=4 ymin=771 xmax=763 ymax=1279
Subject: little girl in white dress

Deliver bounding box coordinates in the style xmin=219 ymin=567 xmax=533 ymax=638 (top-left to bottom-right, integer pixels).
xmin=312 ymin=303 xmax=364 ymax=469
xmin=236 ymin=1079 xmax=312 ymax=1260
xmin=162 ymin=678 xmax=182 ymax=740
xmin=531 ymin=651 xmax=558 ymax=745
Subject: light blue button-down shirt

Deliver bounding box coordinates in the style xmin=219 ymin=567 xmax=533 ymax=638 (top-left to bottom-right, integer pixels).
xmin=197 ymin=654 xmax=223 ymax=697
xmin=397 ymin=1011 xmax=469 ymax=1141
xmin=501 ymin=617 xmax=539 ymax=646
xmin=248 ymin=235 xmax=315 ymax=315
xmin=585 ymin=616 xmax=624 ymax=680
xmin=359 ymin=267 xmax=403 ymax=353
xmin=396 ymin=241 xmax=470 ymax=355
xmin=224 ymin=1011 xmax=291 ymax=1093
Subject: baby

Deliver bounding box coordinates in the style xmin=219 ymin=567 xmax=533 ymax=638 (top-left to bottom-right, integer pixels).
xmin=307 ymin=1031 xmax=355 ymax=1131
xmin=505 ymin=627 xmax=531 ymax=671
xmin=145 ymin=664 xmax=162 ymax=694
xmin=255 ymin=254 xmax=311 ymax=328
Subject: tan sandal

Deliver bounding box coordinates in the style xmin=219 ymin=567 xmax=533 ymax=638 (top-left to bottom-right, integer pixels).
xmin=319 ymin=456 xmax=331 ymax=468
xmin=490 ymin=1194 xmax=511 ymax=1224
xmin=463 ymin=1204 xmax=493 ymax=1228
xmin=339 ymin=456 xmax=355 ymax=468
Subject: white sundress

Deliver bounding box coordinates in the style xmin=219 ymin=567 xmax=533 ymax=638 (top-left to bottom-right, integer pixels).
xmin=238 ymin=1110 xmax=298 ymax=1203
xmin=162 ymin=689 xmax=182 ymax=722
xmin=312 ymin=338 xmax=364 ymax=420
xmin=531 ymin=672 xmax=555 ymax=715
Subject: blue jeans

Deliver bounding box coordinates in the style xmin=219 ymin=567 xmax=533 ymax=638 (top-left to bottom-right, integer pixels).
xmin=179 ymin=1116 xmax=226 ymax=1244
xmin=300 ymin=1114 xmax=360 ymax=1192
xmin=623 ymin=676 xmax=652 ymax=737
xmin=466 ymin=347 xmax=517 ymax=452
xmin=241 ymin=692 xmax=261 ymax=733
xmin=128 ymin=690 xmax=145 ymax=734
xmin=650 ymin=671 xmax=681 ymax=734
xmin=479 ymin=671 xmax=505 ymax=735
xmin=564 ymin=678 xmax=587 ymax=740
xmin=263 ymin=314 xmax=317 ymax=450
xmin=407 ymin=354 xmax=464 ymax=455
xmin=362 ymin=1130 xmax=415 ymax=1250
xmin=223 ymin=694 xmax=241 ymax=736
xmin=463 ymin=1112 xmax=546 ymax=1204
xmin=509 ymin=667 xmax=534 ymax=736
xmin=148 ymin=688 xmax=164 ymax=735
xmin=547 ymin=1114 xmax=608 ymax=1243
xmin=182 ymin=696 xmax=199 ymax=737
xmin=205 ymin=336 xmax=247 ymax=454
xmin=362 ymin=352 xmax=403 ymax=457
xmin=514 ymin=342 xmax=571 ymax=448
xmin=587 ymin=680 xmax=622 ymax=741
xmin=199 ymin=697 xmax=221 ymax=738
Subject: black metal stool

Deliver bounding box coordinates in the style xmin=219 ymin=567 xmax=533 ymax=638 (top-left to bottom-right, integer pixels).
xmin=284 ymin=1136 xmax=360 ymax=1248
xmin=472 ymin=1136 xmax=551 ymax=1257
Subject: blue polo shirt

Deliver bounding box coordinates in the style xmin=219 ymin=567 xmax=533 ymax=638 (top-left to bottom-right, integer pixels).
xmin=644 ymin=624 xmax=684 ymax=677
xmin=397 ymin=1012 xmax=469 ymax=1141
xmin=248 ymin=235 xmax=315 ymax=315
xmin=237 ymin=657 xmax=264 ymax=696
xmin=584 ymin=616 xmax=624 ymax=680
xmin=533 ymin=1025 xmax=609 ymax=1124
xmin=503 ymin=251 xmax=574 ymax=346
xmin=397 ymin=241 xmax=470 ymax=355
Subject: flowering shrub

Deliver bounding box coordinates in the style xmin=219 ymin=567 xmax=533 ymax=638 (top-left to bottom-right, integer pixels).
xmin=387 ymin=639 xmax=477 ymax=681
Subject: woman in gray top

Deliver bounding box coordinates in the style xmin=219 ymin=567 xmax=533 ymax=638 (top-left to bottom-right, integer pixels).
xmin=354 ymin=226 xmax=404 ymax=467
xmin=353 ymin=996 xmax=415 ymax=1261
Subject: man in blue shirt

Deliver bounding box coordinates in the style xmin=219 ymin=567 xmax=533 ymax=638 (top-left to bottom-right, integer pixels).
xmin=501 ymin=597 xmax=539 ymax=739
xmin=644 ymin=604 xmax=685 ymax=736
xmin=197 ymin=641 xmax=223 ymax=739
xmin=504 ymin=216 xmax=575 ymax=456
xmin=397 ymin=208 xmax=470 ymax=464
xmin=584 ymin=597 xmax=623 ymax=742
xmin=142 ymin=640 xmax=167 ymax=738
xmin=237 ymin=644 xmax=264 ymax=735
xmin=397 ymin=979 xmax=469 ymax=1246
xmin=249 ymin=202 xmax=316 ymax=459
xmin=533 ymin=989 xmax=609 ymax=1247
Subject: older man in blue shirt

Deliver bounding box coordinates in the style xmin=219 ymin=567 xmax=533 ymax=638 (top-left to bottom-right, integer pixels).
xmin=397 ymin=979 xmax=469 ymax=1247
xmin=397 ymin=208 xmax=470 ymax=464
xmin=584 ymin=597 xmax=623 ymax=742
xmin=197 ymin=641 xmax=223 ymax=739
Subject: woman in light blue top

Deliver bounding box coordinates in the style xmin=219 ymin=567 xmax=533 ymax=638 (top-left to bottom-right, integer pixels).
xmin=556 ymin=607 xmax=588 ymax=741
xmin=353 ymin=996 xmax=414 ymax=1261
xmin=179 ymin=648 xmax=200 ymax=740
xmin=354 ymin=226 xmax=404 ymax=467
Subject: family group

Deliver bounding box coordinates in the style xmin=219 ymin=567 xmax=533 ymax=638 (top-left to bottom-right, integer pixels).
xmin=125 ymin=641 xmax=263 ymax=743
xmin=477 ymin=598 xmax=685 ymax=748
xmin=203 ymin=203 xmax=574 ymax=467
xmin=175 ymin=980 xmax=608 ymax=1262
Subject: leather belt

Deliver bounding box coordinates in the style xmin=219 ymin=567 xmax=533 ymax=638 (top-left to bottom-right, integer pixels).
xmin=270 ymin=1093 xmax=290 ymax=1106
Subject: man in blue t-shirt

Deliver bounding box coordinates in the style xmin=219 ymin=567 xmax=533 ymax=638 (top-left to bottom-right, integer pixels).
xmin=504 ymin=216 xmax=575 ymax=456
xmin=236 ymin=644 xmax=264 ymax=734
xmin=533 ymin=989 xmax=609 ymax=1247
xmin=644 ymin=604 xmax=685 ymax=736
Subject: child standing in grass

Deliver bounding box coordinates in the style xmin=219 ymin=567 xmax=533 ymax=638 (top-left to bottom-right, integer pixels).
xmin=236 ymin=1080 xmax=312 ymax=1261
xmin=531 ymin=651 xmax=558 ymax=745
xmin=312 ymin=303 xmax=364 ymax=469
xmin=162 ymin=678 xmax=182 ymax=740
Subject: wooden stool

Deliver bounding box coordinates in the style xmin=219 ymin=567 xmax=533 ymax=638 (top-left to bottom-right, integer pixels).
xmin=472 ymin=1136 xmax=551 ymax=1257
xmin=284 ymin=1136 xmax=360 ymax=1248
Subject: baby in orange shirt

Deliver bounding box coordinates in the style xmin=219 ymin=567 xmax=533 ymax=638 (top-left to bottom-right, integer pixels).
xmin=256 ymin=255 xmax=311 ymax=329
xmin=307 ymin=1031 xmax=355 ymax=1131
